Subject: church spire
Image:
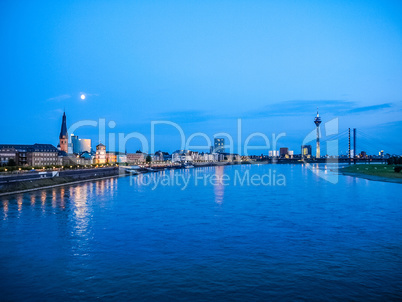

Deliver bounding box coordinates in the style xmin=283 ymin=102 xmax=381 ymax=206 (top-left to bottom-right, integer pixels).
xmin=59 ymin=111 xmax=68 ymax=139
xmin=59 ymin=112 xmax=68 ymax=153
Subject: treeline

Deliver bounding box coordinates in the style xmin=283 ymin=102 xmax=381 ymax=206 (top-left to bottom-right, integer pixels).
xmin=387 ymin=157 xmax=402 ymax=165
xmin=387 ymin=157 xmax=402 ymax=173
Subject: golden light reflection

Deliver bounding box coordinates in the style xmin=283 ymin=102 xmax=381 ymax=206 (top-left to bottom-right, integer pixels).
xmin=52 ymin=189 xmax=57 ymax=208
xmin=60 ymin=188 xmax=65 ymax=208
xmin=75 ymin=186 xmax=82 ymax=201
xmin=30 ymin=194 xmax=36 ymax=206
xmin=2 ymin=199 xmax=8 ymax=218
xmin=101 ymin=180 xmax=105 ymax=193
xmin=41 ymin=191 xmax=47 ymax=206
xmin=17 ymin=195 xmax=23 ymax=212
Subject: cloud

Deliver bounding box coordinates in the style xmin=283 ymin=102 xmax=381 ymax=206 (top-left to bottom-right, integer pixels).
xmin=242 ymin=100 xmax=353 ymax=118
xmin=348 ymin=103 xmax=392 ymax=113
xmin=47 ymin=94 xmax=71 ymax=102
xmin=244 ymin=100 xmax=394 ymax=118
xmin=47 ymin=92 xmax=100 ymax=102
xmin=156 ymin=100 xmax=395 ymax=124
xmin=369 ymin=119 xmax=402 ymax=129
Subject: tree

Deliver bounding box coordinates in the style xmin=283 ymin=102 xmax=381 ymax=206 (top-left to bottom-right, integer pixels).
xmin=7 ymin=159 xmax=16 ymax=166
xmin=146 ymin=155 xmax=152 ymax=163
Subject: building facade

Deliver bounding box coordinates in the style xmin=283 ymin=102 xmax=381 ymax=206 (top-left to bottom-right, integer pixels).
xmin=106 ymin=152 xmax=117 ymax=164
xmin=127 ymin=153 xmax=146 ymax=164
xmin=71 ymin=135 xmax=91 ymax=154
xmin=301 ymin=145 xmax=312 ymax=157
xmin=269 ymin=150 xmax=279 ymax=157
xmin=95 ymin=143 xmax=107 ymax=164
xmin=214 ymin=138 xmax=225 ymax=153
xmin=280 ymin=148 xmax=289 ymax=157
xmin=0 ymin=147 xmax=18 ymax=166
xmin=0 ymin=144 xmax=61 ymax=166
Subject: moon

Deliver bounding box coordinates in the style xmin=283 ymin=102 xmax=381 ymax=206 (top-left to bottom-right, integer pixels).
xmin=80 ymin=94 xmax=86 ymax=100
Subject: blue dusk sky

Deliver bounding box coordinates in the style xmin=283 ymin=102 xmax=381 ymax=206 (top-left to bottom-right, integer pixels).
xmin=1 ymin=0 xmax=401 ymax=155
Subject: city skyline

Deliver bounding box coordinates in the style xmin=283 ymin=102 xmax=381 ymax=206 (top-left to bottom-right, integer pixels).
xmin=2 ymin=109 xmax=399 ymax=157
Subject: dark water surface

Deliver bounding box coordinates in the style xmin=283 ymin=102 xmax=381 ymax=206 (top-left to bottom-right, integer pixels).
xmin=0 ymin=164 xmax=401 ymax=301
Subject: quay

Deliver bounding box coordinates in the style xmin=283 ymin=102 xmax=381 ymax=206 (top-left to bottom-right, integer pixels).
xmin=0 ymin=167 xmax=120 ymax=195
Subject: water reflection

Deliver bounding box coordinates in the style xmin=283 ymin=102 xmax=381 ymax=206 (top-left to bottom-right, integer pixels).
xmin=0 ymin=177 xmax=119 ymax=217
xmin=52 ymin=189 xmax=57 ymax=208
xmin=72 ymin=184 xmax=91 ymax=247
xmin=214 ymin=166 xmax=225 ymax=204
xmin=17 ymin=195 xmax=23 ymax=213
xmin=60 ymin=188 xmax=65 ymax=208
xmin=41 ymin=191 xmax=47 ymax=211
xmin=30 ymin=194 xmax=36 ymax=206
xmin=2 ymin=199 xmax=8 ymax=219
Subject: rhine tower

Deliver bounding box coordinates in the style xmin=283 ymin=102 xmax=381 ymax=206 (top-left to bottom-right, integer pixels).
xmin=314 ymin=109 xmax=322 ymax=158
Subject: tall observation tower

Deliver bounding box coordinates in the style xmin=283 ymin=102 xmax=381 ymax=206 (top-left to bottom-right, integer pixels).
xmin=314 ymin=109 xmax=322 ymax=158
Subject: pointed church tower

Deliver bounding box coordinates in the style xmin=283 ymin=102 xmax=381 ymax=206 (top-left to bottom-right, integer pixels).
xmin=59 ymin=112 xmax=68 ymax=153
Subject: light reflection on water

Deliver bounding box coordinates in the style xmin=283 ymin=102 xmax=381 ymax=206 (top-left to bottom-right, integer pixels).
xmin=0 ymin=177 xmax=119 ymax=217
xmin=0 ymin=166 xmax=401 ymax=301
xmin=214 ymin=166 xmax=224 ymax=204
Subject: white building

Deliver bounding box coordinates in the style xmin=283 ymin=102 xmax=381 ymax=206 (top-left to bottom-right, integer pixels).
xmin=172 ymin=150 xmax=193 ymax=163
xmin=200 ymin=153 xmax=214 ymax=161
xmin=269 ymin=150 xmax=279 ymax=157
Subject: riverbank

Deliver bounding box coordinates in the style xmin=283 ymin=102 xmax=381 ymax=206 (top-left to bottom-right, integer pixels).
xmin=0 ymin=167 xmax=121 ymax=196
xmin=340 ymin=164 xmax=402 ymax=184
xmin=0 ymin=175 xmax=122 ymax=197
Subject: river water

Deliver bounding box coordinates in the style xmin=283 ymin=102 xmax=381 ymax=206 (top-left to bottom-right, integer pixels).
xmin=0 ymin=164 xmax=401 ymax=301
